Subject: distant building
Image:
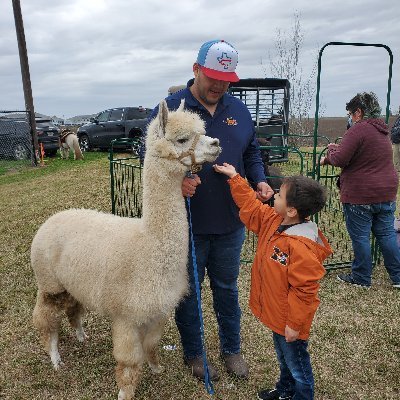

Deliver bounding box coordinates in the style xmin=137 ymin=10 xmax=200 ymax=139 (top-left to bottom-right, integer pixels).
xmin=64 ymin=114 xmax=95 ymax=126
xmin=51 ymin=116 xmax=64 ymax=125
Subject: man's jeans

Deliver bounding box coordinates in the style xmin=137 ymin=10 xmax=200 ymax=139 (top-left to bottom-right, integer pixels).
xmin=175 ymin=227 xmax=245 ymax=359
xmin=273 ymin=333 xmax=314 ymax=400
xmin=343 ymin=202 xmax=400 ymax=286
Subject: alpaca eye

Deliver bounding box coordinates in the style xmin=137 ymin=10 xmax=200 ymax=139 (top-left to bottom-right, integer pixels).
xmin=177 ymin=138 xmax=188 ymax=144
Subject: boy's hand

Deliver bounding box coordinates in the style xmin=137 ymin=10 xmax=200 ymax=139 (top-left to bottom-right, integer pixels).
xmin=285 ymin=325 xmax=299 ymax=342
xmin=213 ymin=163 xmax=238 ymax=178
xmin=182 ymin=174 xmax=201 ymax=197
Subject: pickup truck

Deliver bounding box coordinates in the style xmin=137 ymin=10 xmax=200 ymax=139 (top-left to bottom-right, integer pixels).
xmin=77 ymin=106 xmax=152 ymax=154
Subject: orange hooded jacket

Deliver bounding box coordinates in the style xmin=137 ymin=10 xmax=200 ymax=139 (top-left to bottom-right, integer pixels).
xmin=228 ymin=174 xmax=332 ymax=340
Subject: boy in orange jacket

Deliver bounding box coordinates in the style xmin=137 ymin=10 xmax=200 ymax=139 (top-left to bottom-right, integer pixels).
xmin=213 ymin=163 xmax=332 ymax=400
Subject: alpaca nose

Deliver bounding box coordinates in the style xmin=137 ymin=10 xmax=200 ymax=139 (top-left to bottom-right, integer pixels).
xmin=210 ymin=138 xmax=219 ymax=147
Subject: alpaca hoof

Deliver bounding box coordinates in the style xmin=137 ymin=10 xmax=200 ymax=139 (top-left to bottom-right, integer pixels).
xmin=149 ymin=363 xmax=164 ymax=374
xmin=52 ymin=358 xmax=64 ymax=371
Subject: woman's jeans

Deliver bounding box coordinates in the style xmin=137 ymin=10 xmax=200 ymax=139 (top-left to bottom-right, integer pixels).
xmin=175 ymin=227 xmax=245 ymax=359
xmin=273 ymin=332 xmax=314 ymax=400
xmin=343 ymin=202 xmax=400 ymax=286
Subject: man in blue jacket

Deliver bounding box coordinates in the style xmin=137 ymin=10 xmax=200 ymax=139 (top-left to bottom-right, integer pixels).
xmin=148 ymin=39 xmax=274 ymax=381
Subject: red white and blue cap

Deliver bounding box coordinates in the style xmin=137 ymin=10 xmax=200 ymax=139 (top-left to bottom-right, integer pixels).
xmin=196 ymin=39 xmax=239 ymax=82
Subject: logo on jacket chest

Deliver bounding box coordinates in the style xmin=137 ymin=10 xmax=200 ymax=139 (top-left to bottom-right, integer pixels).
xmin=270 ymin=246 xmax=289 ymax=266
xmin=223 ymin=116 xmax=238 ymax=126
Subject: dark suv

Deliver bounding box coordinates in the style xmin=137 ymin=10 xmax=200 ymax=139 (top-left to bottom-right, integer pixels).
xmin=35 ymin=119 xmax=60 ymax=156
xmin=77 ymin=107 xmax=152 ymax=153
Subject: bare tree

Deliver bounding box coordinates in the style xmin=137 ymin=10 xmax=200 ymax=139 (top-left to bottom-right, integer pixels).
xmin=263 ymin=12 xmax=318 ymax=142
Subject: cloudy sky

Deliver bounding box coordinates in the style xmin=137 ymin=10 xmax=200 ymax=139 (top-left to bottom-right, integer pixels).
xmin=1 ymin=0 xmax=399 ymax=119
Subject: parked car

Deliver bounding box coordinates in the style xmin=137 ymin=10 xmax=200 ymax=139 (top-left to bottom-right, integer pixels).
xmin=35 ymin=118 xmax=60 ymax=156
xmin=0 ymin=119 xmax=32 ymax=160
xmin=77 ymin=107 xmax=152 ymax=154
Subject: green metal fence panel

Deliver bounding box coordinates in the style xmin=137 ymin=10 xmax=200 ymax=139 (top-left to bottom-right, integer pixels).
xmin=110 ymin=139 xmax=143 ymax=218
xmin=311 ymin=41 xmax=393 ymax=269
xmin=109 ymin=147 xmax=381 ymax=271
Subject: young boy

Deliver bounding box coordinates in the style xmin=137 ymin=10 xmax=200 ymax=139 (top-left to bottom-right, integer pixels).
xmin=213 ymin=163 xmax=332 ymax=400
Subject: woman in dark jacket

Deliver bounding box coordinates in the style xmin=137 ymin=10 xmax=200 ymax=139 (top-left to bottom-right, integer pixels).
xmin=320 ymin=92 xmax=400 ymax=289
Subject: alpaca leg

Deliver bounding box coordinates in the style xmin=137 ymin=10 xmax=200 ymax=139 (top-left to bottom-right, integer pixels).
xmin=113 ymin=320 xmax=144 ymax=400
xmin=72 ymin=137 xmax=84 ymax=160
xmin=60 ymin=145 xmax=68 ymax=159
xmin=141 ymin=316 xmax=166 ymax=374
xmin=33 ymin=290 xmax=64 ymax=370
xmin=49 ymin=330 xmax=63 ymax=368
xmin=64 ymin=295 xmax=88 ymax=342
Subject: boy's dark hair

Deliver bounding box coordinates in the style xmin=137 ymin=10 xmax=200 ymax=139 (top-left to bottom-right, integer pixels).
xmin=345 ymin=92 xmax=381 ymax=119
xmin=283 ymin=175 xmax=327 ymax=220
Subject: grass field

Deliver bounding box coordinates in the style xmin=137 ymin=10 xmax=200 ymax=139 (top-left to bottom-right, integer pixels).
xmin=0 ymin=152 xmax=399 ymax=399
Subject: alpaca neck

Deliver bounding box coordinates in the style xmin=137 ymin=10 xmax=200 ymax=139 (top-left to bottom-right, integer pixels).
xmin=141 ymin=156 xmax=187 ymax=234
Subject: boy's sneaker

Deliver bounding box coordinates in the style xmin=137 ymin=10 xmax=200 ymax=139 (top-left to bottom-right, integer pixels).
xmin=257 ymin=388 xmax=293 ymax=400
xmin=337 ymin=274 xmax=370 ymax=289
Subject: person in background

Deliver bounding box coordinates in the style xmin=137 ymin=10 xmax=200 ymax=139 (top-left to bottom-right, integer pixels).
xmin=147 ymin=39 xmax=274 ymax=381
xmin=213 ymin=162 xmax=332 ymax=400
xmin=320 ymin=92 xmax=400 ymax=289
xmin=390 ymin=113 xmax=400 ymax=174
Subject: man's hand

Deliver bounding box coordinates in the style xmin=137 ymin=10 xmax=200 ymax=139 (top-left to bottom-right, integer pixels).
xmin=256 ymin=182 xmax=274 ymax=202
xmin=285 ymin=325 xmax=299 ymax=342
xmin=182 ymin=174 xmax=201 ymax=197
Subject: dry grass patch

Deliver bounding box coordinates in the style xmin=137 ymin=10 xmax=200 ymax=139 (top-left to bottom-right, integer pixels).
xmin=0 ymin=154 xmax=399 ymax=399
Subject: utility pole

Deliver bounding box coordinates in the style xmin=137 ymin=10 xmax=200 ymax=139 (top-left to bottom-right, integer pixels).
xmin=12 ymin=0 xmax=39 ymax=165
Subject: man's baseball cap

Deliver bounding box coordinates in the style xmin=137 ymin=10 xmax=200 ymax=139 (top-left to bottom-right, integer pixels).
xmin=196 ymin=39 xmax=239 ymax=82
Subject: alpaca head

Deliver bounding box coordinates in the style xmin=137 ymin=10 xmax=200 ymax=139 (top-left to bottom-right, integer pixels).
xmin=146 ymin=100 xmax=221 ymax=172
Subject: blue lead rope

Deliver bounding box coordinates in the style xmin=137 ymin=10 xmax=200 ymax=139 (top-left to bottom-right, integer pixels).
xmin=186 ymin=195 xmax=215 ymax=396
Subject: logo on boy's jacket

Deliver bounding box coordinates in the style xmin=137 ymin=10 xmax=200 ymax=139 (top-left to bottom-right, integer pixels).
xmin=270 ymin=246 xmax=289 ymax=266
xmin=223 ymin=117 xmax=238 ymax=126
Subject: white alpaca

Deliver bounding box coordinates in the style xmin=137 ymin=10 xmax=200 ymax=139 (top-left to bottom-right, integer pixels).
xmin=59 ymin=131 xmax=84 ymax=160
xmin=31 ymin=100 xmax=220 ymax=399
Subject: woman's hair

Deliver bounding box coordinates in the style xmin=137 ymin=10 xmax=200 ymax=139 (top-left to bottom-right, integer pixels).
xmin=283 ymin=175 xmax=327 ymax=220
xmin=345 ymin=92 xmax=381 ymax=119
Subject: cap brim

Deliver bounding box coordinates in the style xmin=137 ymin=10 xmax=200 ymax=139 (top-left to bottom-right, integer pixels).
xmin=200 ymin=66 xmax=239 ymax=82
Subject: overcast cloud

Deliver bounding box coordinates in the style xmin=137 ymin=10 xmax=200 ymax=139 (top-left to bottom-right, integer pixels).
xmin=1 ymin=0 xmax=399 ymax=118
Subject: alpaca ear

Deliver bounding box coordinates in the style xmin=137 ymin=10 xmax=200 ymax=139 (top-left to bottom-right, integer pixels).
xmin=177 ymin=99 xmax=185 ymax=112
xmin=157 ymin=100 xmax=169 ymax=139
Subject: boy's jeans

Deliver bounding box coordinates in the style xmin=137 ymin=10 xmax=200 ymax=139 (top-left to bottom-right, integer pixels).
xmin=273 ymin=332 xmax=314 ymax=400
xmin=343 ymin=202 xmax=400 ymax=286
xmin=175 ymin=227 xmax=245 ymax=359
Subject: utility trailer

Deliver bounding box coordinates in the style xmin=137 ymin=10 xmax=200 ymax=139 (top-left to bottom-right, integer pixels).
xmin=228 ymin=78 xmax=290 ymax=164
